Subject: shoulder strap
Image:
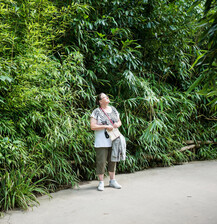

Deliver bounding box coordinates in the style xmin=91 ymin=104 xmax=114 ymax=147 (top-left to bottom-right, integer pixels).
xmin=100 ymin=107 xmax=114 ymax=125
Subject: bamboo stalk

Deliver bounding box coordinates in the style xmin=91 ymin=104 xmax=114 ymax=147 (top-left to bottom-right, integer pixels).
xmin=179 ymin=144 xmax=197 ymax=152
xmin=185 ymin=140 xmax=216 ymax=145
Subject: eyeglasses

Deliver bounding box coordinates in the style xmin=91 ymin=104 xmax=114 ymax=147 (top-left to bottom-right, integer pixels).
xmin=100 ymin=95 xmax=109 ymax=100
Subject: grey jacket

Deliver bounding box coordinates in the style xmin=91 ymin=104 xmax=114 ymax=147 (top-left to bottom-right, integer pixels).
xmin=111 ymin=135 xmax=126 ymax=162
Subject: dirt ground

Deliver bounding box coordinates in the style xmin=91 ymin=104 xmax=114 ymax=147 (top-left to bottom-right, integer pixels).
xmin=1 ymin=160 xmax=217 ymax=224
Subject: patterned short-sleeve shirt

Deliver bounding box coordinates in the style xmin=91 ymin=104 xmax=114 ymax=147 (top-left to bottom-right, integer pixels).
xmin=91 ymin=106 xmax=119 ymax=125
xmin=91 ymin=106 xmax=120 ymax=148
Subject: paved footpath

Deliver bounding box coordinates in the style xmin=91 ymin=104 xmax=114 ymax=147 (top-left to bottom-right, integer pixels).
xmin=1 ymin=160 xmax=217 ymax=224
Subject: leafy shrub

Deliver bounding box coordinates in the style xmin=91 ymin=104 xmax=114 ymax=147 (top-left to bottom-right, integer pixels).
xmin=0 ymin=0 xmax=216 ymax=211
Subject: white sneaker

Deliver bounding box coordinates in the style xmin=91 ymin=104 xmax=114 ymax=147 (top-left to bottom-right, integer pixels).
xmin=109 ymin=180 xmax=122 ymax=189
xmin=98 ymin=181 xmax=104 ymax=191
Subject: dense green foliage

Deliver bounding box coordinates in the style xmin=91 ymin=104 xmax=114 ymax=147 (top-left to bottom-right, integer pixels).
xmin=0 ymin=0 xmax=216 ymax=211
xmin=188 ymin=0 xmax=217 ymax=111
